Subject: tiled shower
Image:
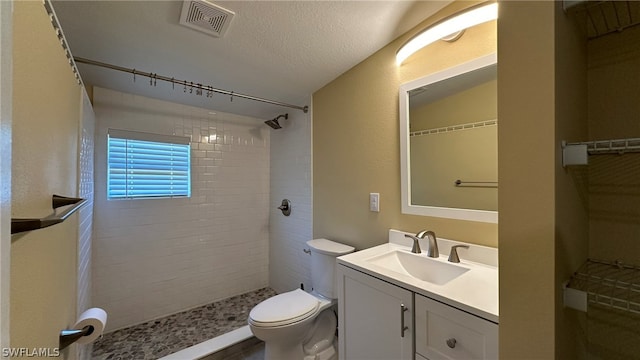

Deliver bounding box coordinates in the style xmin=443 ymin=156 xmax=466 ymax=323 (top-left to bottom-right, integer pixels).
xmin=92 ymin=87 xmax=271 ymax=332
xmin=89 ymin=85 xmax=314 ymax=353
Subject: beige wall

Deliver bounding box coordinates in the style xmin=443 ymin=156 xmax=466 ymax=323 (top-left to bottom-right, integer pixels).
xmin=498 ymin=1 xmax=583 ymax=358
xmin=583 ymin=19 xmax=640 ymax=359
xmin=587 ymin=25 xmax=640 ymax=262
xmin=11 ymin=2 xmax=81 ymax=357
xmin=0 ymin=0 xmax=13 ymax=350
xmin=554 ymin=1 xmax=589 ymax=358
xmin=313 ymin=1 xmax=497 ymax=251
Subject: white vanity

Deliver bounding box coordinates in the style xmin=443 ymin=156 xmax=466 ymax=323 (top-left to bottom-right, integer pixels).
xmin=337 ymin=229 xmax=498 ymax=360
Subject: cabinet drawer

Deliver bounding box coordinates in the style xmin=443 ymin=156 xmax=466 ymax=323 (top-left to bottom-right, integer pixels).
xmin=415 ymin=295 xmax=498 ymax=360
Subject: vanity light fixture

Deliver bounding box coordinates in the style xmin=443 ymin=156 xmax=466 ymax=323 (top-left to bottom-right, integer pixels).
xmin=396 ymin=2 xmax=498 ymax=65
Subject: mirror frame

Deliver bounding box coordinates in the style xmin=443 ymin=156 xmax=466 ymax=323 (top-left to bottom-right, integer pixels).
xmin=399 ymin=53 xmax=498 ymax=223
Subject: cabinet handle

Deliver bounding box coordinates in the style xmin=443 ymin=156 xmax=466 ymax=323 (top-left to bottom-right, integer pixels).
xmin=446 ymin=338 xmax=457 ymax=348
xmin=400 ymin=304 xmax=409 ymax=338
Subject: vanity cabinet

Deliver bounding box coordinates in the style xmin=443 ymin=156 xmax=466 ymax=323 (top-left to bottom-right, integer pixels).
xmin=415 ymin=294 xmax=498 ymax=360
xmin=338 ymin=263 xmax=498 ymax=360
xmin=337 ymin=264 xmax=413 ymax=360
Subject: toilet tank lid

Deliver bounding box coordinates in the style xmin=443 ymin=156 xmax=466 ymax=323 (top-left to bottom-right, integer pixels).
xmin=307 ymin=238 xmax=355 ymax=256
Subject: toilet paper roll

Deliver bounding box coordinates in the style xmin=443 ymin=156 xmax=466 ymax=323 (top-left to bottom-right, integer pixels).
xmin=73 ymin=308 xmax=107 ymax=344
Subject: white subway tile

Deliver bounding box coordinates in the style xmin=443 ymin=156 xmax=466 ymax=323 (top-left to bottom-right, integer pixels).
xmin=92 ymin=87 xmax=269 ymax=331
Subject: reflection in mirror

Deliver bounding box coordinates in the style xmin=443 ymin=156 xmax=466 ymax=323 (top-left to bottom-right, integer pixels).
xmin=399 ymin=53 xmax=497 ymax=223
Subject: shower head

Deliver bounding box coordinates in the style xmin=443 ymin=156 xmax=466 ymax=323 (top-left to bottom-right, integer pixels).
xmin=264 ymin=119 xmax=282 ymax=129
xmin=264 ymin=113 xmax=288 ymax=130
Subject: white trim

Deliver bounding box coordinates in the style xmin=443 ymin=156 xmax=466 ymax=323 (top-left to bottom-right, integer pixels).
xmin=399 ymin=53 xmax=498 ymax=223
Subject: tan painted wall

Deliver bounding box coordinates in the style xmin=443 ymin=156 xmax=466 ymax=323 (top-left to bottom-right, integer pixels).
xmin=587 ymin=25 xmax=640 ymax=263
xmin=313 ymin=1 xmax=497 ymax=251
xmin=498 ymin=1 xmax=558 ymax=358
xmin=0 ymin=0 xmax=13 ymax=350
xmin=583 ymin=19 xmax=640 ymax=359
xmin=554 ymin=2 xmax=589 ymax=359
xmin=11 ymin=2 xmax=81 ymax=357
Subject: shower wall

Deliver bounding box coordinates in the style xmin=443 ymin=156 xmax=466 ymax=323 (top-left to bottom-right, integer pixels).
xmin=92 ymin=87 xmax=270 ymax=331
xmin=77 ymin=89 xmax=96 ymax=360
xmin=268 ymin=107 xmax=313 ymax=294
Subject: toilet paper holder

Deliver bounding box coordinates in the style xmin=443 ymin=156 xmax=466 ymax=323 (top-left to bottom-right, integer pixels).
xmin=59 ymin=325 xmax=93 ymax=350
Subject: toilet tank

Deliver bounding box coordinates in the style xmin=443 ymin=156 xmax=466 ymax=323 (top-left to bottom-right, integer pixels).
xmin=307 ymin=238 xmax=355 ymax=299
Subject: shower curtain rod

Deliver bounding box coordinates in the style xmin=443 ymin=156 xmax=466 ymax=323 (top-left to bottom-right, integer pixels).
xmin=73 ymin=57 xmax=309 ymax=113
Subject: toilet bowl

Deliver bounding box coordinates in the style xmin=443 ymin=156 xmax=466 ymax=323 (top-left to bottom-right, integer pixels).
xmin=248 ymin=239 xmax=354 ymax=360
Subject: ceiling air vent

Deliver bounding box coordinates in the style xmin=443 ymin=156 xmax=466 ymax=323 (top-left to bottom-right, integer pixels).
xmin=179 ymin=0 xmax=235 ymax=38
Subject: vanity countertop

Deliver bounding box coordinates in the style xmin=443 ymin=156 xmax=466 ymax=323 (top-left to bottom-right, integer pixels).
xmin=337 ymin=229 xmax=498 ymax=323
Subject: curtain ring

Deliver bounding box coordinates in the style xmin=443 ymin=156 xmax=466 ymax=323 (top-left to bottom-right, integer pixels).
xmin=132 ymin=69 xmax=136 ymax=83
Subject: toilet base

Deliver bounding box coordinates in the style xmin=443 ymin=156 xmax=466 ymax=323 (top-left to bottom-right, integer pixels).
xmin=264 ymin=337 xmax=337 ymax=360
xmin=303 ymin=338 xmax=337 ymax=360
xmin=252 ymin=309 xmax=338 ymax=360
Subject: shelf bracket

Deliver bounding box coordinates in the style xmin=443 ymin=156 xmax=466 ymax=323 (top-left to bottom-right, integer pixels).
xmin=562 ymin=141 xmax=588 ymax=167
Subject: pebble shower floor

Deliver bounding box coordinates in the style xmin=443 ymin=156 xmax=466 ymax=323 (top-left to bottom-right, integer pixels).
xmin=91 ymin=288 xmax=276 ymax=359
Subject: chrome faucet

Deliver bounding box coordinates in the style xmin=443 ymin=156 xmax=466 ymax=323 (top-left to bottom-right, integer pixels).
xmin=405 ymin=230 xmax=438 ymax=256
xmin=404 ymin=234 xmax=422 ymax=253
xmin=423 ymin=231 xmax=439 ymax=258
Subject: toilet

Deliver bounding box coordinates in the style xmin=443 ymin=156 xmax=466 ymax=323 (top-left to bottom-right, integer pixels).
xmin=248 ymin=238 xmax=355 ymax=360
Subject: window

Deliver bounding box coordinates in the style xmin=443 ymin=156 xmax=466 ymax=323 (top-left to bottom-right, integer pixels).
xmin=107 ymin=129 xmax=191 ymax=199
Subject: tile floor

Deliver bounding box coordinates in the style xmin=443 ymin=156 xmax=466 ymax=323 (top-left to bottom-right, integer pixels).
xmin=91 ymin=287 xmax=276 ymax=359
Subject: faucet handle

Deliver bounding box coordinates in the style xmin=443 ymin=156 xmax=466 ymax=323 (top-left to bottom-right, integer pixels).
xmin=448 ymin=245 xmax=469 ymax=263
xmin=404 ymin=234 xmax=422 ymax=254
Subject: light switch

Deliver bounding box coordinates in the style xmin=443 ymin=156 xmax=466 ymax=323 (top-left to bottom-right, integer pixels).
xmin=369 ymin=193 xmax=380 ymax=212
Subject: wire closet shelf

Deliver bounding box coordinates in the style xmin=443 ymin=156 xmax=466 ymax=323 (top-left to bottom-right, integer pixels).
xmin=562 ymin=137 xmax=640 ymax=166
xmin=564 ymin=0 xmax=640 ymax=39
xmin=566 ymin=259 xmax=640 ymax=315
xmin=569 ymin=137 xmax=640 ymax=154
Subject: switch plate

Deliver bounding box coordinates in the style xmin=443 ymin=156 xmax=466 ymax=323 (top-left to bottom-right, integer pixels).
xmin=369 ymin=193 xmax=380 ymax=212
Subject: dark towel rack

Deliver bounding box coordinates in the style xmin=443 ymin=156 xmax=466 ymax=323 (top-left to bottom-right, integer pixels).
xmin=454 ymin=180 xmax=498 ymax=188
xmin=11 ymin=195 xmax=88 ymax=234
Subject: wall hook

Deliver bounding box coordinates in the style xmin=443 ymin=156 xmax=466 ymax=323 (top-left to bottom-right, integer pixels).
xmin=277 ymin=199 xmax=291 ymax=216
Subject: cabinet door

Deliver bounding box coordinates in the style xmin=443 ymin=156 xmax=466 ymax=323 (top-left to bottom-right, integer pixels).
xmin=415 ymin=294 xmax=498 ymax=360
xmin=338 ymin=264 xmax=413 ymax=360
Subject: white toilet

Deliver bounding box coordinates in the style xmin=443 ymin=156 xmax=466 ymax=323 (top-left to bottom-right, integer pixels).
xmin=248 ymin=238 xmax=355 ymax=360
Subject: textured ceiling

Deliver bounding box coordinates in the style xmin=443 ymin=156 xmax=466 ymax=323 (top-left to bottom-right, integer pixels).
xmin=53 ymin=0 xmax=450 ymax=119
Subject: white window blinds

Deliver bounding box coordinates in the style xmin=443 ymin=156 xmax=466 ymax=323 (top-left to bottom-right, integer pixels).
xmin=107 ymin=129 xmax=191 ymax=199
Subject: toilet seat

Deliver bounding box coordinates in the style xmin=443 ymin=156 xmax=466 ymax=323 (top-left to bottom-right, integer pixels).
xmin=249 ymin=289 xmax=320 ymax=328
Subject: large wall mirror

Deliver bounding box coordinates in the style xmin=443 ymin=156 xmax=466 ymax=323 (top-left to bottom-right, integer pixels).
xmin=399 ymin=53 xmax=497 ymax=223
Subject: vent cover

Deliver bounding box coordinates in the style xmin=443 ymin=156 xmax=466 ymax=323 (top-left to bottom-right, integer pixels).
xmin=179 ymin=0 xmax=235 ymax=38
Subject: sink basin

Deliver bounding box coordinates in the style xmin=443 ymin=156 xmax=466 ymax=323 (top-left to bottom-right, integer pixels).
xmin=365 ymin=250 xmax=469 ymax=285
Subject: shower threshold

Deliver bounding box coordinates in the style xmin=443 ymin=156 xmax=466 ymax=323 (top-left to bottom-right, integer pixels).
xmin=161 ymin=326 xmax=263 ymax=360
